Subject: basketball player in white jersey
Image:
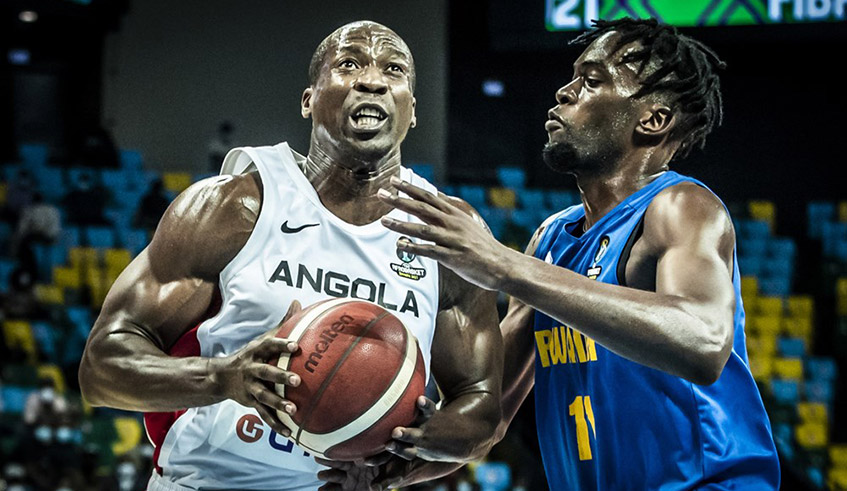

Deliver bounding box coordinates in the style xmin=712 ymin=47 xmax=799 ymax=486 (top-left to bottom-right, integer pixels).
xmin=79 ymin=21 xmax=503 ymax=491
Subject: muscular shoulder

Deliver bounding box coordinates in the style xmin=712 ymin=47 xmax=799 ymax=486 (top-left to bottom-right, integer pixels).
xmin=148 ymin=172 xmax=262 ymax=281
xmin=643 ymin=181 xmax=735 ymax=256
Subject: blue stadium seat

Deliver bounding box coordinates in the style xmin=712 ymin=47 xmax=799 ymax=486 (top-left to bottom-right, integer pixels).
xmin=101 ymin=169 xmax=131 ymax=191
xmin=34 ymin=166 xmax=65 ymax=201
xmin=119 ymin=149 xmax=144 ymax=171
xmin=833 ymin=240 xmax=847 ymax=263
xmin=739 ymin=238 xmax=768 ymax=257
xmin=546 ymin=190 xmax=579 ymax=211
xmin=0 ymin=258 xmax=17 ymax=291
xmin=737 ymin=256 xmax=764 ymax=277
xmin=517 ymin=189 xmax=545 ymax=210
xmin=408 ymin=163 xmax=436 ymax=184
xmin=104 ymin=207 xmax=133 ymax=230
xmin=439 ymin=185 xmax=456 ymax=197
xmin=758 ymin=276 xmax=791 ymax=297
xmin=19 ymin=143 xmax=49 ymax=167
xmin=475 ymin=462 xmax=511 ymax=491
xmin=805 ymin=357 xmax=838 ymax=382
xmin=805 ymin=379 xmax=835 ymax=404
xmin=478 ymin=206 xmax=509 ymax=239
xmin=772 ymin=422 xmax=794 ymax=460
xmin=762 ymin=257 xmax=793 ymax=277
xmin=807 ymin=201 xmax=835 ymax=239
xmin=737 ymin=219 xmax=771 ymax=241
xmin=770 ymin=379 xmax=800 ymax=405
xmin=66 ymin=167 xmax=102 ymax=188
xmin=116 ymin=228 xmax=149 ymax=256
xmin=31 ymin=321 xmax=57 ymax=362
xmin=2 ymin=164 xmax=25 ymax=183
xmin=822 ymin=222 xmax=847 ymax=257
xmin=457 ymin=185 xmax=487 ymax=210
xmin=31 ymin=243 xmax=66 ymax=283
xmin=60 ymin=226 xmax=82 ymax=250
xmin=496 ymin=166 xmax=526 ymax=189
xmin=768 ymin=237 xmax=797 ymax=259
xmin=510 ymin=209 xmax=538 ymax=231
xmin=0 ymin=386 xmax=33 ymax=414
xmin=85 ymin=226 xmax=116 ymax=249
xmin=778 ymin=337 xmax=806 ymax=358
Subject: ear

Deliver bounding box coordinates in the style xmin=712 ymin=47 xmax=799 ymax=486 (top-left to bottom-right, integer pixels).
xmin=301 ymin=88 xmax=313 ymax=119
xmin=410 ymin=97 xmax=417 ymax=129
xmin=635 ymin=104 xmax=675 ymax=138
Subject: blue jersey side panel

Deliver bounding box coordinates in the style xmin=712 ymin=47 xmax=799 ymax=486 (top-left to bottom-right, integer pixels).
xmin=532 ymin=172 xmax=780 ymax=490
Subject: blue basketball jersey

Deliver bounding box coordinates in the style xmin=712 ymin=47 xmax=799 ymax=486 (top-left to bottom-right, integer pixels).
xmin=532 ymin=171 xmax=780 ymax=490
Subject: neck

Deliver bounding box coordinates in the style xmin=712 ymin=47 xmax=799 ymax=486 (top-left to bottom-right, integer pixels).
xmin=576 ymin=149 xmax=671 ymax=230
xmin=304 ymin=141 xmax=402 ymax=225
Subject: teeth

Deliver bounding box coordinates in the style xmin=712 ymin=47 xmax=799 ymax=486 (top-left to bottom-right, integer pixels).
xmin=356 ymin=116 xmax=382 ymax=128
xmin=354 ymin=107 xmax=384 ymax=119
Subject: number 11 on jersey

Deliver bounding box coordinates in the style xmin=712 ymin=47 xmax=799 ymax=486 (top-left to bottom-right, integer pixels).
xmin=569 ymin=395 xmax=596 ymax=460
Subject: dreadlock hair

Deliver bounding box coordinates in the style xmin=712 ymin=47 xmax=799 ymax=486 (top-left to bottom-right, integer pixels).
xmin=572 ymin=18 xmax=726 ymax=160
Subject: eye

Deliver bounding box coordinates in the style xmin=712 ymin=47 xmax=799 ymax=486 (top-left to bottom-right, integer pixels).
xmin=338 ymin=59 xmax=359 ymax=69
xmin=584 ymin=77 xmax=602 ymax=88
xmin=387 ymin=63 xmax=405 ymax=74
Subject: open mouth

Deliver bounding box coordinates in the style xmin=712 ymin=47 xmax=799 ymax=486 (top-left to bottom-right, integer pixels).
xmin=350 ymin=106 xmax=388 ymax=131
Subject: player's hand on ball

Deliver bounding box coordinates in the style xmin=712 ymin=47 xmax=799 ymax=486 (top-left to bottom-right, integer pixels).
xmin=384 ymin=395 xmax=439 ymax=461
xmin=214 ymin=300 xmax=303 ymax=437
xmin=378 ymin=176 xmax=512 ymax=292
xmin=315 ymin=459 xmax=382 ymax=491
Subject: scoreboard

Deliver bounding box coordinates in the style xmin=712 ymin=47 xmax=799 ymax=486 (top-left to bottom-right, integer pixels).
xmin=546 ymin=0 xmax=847 ymax=31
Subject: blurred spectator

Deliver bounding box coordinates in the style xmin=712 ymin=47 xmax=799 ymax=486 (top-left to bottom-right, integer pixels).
xmin=2 ymin=169 xmax=35 ymax=223
xmin=207 ymin=120 xmax=235 ymax=173
xmin=61 ymin=172 xmax=110 ymax=226
xmin=1 ymin=461 xmax=35 ymax=491
xmin=11 ymin=192 xmax=61 ymax=271
xmin=69 ymin=120 xmax=120 ymax=169
xmin=0 ymin=266 xmax=40 ymax=319
xmin=23 ymin=377 xmax=69 ymax=426
xmin=133 ymin=178 xmax=170 ymax=231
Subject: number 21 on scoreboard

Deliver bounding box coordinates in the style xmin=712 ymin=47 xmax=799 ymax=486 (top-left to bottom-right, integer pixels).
xmin=547 ymin=0 xmax=600 ymax=30
xmin=569 ymin=395 xmax=597 ymax=460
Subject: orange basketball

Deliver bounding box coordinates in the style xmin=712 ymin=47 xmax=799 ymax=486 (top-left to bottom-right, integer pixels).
xmin=271 ymin=298 xmax=426 ymax=460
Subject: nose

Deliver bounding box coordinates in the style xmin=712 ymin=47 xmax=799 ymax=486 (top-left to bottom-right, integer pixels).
xmin=555 ymin=79 xmax=580 ymax=105
xmin=354 ymin=65 xmax=388 ymax=95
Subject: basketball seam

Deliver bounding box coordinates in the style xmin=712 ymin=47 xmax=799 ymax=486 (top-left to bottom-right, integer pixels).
xmin=294 ymin=310 xmax=390 ymax=447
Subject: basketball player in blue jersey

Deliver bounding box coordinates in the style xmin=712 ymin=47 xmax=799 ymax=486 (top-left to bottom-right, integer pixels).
xmin=79 ymin=21 xmax=505 ymax=490
xmin=377 ymin=18 xmax=780 ymax=490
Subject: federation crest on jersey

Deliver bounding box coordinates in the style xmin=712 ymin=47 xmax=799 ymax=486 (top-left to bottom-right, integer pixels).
xmin=391 ymin=236 xmax=427 ymax=280
xmin=594 ymin=236 xmax=610 ymax=264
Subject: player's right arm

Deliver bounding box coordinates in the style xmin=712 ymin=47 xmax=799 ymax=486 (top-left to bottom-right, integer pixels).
xmin=78 ymin=173 xmax=301 ymax=436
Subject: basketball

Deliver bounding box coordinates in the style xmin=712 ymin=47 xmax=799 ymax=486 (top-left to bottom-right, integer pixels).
xmin=271 ymin=298 xmax=427 ymax=460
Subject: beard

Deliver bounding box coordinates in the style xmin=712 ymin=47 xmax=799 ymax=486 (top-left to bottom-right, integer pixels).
xmin=542 ymin=136 xmax=621 ymax=178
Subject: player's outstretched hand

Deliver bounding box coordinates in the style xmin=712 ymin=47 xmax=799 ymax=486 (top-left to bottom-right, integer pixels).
xmin=214 ymin=300 xmax=303 ymax=437
xmin=382 ymin=395 xmax=446 ymax=461
xmin=378 ymin=176 xmax=512 ymax=292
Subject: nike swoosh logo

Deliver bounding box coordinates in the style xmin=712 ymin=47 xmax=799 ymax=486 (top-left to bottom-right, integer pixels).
xmin=281 ymin=220 xmax=320 ymax=234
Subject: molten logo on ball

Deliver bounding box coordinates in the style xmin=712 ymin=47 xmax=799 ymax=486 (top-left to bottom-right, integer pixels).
xmin=304 ymin=314 xmax=354 ymax=373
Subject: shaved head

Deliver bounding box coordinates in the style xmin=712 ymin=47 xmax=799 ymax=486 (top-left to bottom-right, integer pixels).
xmin=308 ymin=20 xmax=416 ymax=92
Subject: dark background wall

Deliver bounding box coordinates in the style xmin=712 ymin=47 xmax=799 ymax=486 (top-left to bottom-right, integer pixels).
xmin=448 ymin=1 xmax=847 ymax=238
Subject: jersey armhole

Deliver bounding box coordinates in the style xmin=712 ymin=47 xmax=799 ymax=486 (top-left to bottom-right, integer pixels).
xmin=616 ymin=215 xmax=646 ymax=287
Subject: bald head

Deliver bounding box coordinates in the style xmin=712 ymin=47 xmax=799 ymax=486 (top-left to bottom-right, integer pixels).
xmin=308 ymin=21 xmax=416 ymax=92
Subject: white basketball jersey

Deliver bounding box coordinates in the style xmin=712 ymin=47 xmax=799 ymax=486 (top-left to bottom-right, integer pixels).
xmin=147 ymin=142 xmax=440 ymax=491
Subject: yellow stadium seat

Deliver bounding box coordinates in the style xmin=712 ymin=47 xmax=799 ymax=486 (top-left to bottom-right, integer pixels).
xmin=747 ymin=334 xmax=777 ymax=356
xmin=86 ymin=270 xmax=108 ymax=308
xmin=488 ymin=188 xmax=516 ymax=209
xmin=755 ymin=297 xmax=784 ymax=317
xmin=741 ymin=276 xmax=759 ymax=297
xmin=37 ymin=364 xmax=66 ymax=393
xmin=786 ymin=295 xmax=814 ymax=319
xmin=69 ymin=247 xmax=100 ymax=270
xmin=797 ymin=402 xmax=828 ymax=424
xmin=829 ymin=468 xmax=847 ymax=490
xmin=112 ymin=417 xmax=143 ymax=456
xmin=782 ymin=316 xmax=813 ymax=342
xmin=748 ymin=200 xmax=776 ymax=232
xmin=839 ymin=201 xmax=847 ymax=222
xmin=53 ymin=266 xmax=81 ymax=289
xmin=104 ymin=248 xmax=131 ymax=273
xmin=163 ymin=172 xmax=192 ymax=194
xmin=0 ymin=182 xmax=7 ymax=206
xmin=35 ymin=284 xmax=64 ymax=305
xmin=772 ymin=357 xmax=803 ymax=380
xmin=837 ymin=278 xmax=847 ymax=317
xmin=749 ymin=316 xmax=781 ymax=336
xmin=830 ymin=444 xmax=847 ymax=468
xmin=2 ymin=320 xmax=37 ymax=363
xmin=795 ymin=423 xmax=828 ymax=449
xmin=748 ymin=355 xmax=773 ymax=382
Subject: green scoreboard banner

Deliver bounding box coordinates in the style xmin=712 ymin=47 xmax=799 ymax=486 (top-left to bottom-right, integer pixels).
xmin=546 ymin=0 xmax=847 ymax=30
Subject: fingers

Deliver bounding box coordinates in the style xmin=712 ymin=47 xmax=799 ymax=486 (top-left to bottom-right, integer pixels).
xmin=254 ymin=336 xmax=300 ymax=359
xmin=388 ymin=176 xmax=452 ymax=213
xmin=414 ymin=396 xmax=437 ymax=424
xmin=252 ymin=363 xmax=301 ymax=387
xmin=281 ymin=299 xmax=303 ymax=324
xmin=381 ymin=236 xmax=453 ymax=262
xmin=380 ymin=217 xmax=449 ymax=244
xmin=252 ymin=395 xmax=292 ymax=437
xmin=385 ymin=440 xmax=417 ymax=461
xmin=363 ymin=451 xmax=393 ymax=467
xmin=316 ymin=467 xmax=347 ymax=484
xmin=377 ymin=188 xmax=448 ymax=225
